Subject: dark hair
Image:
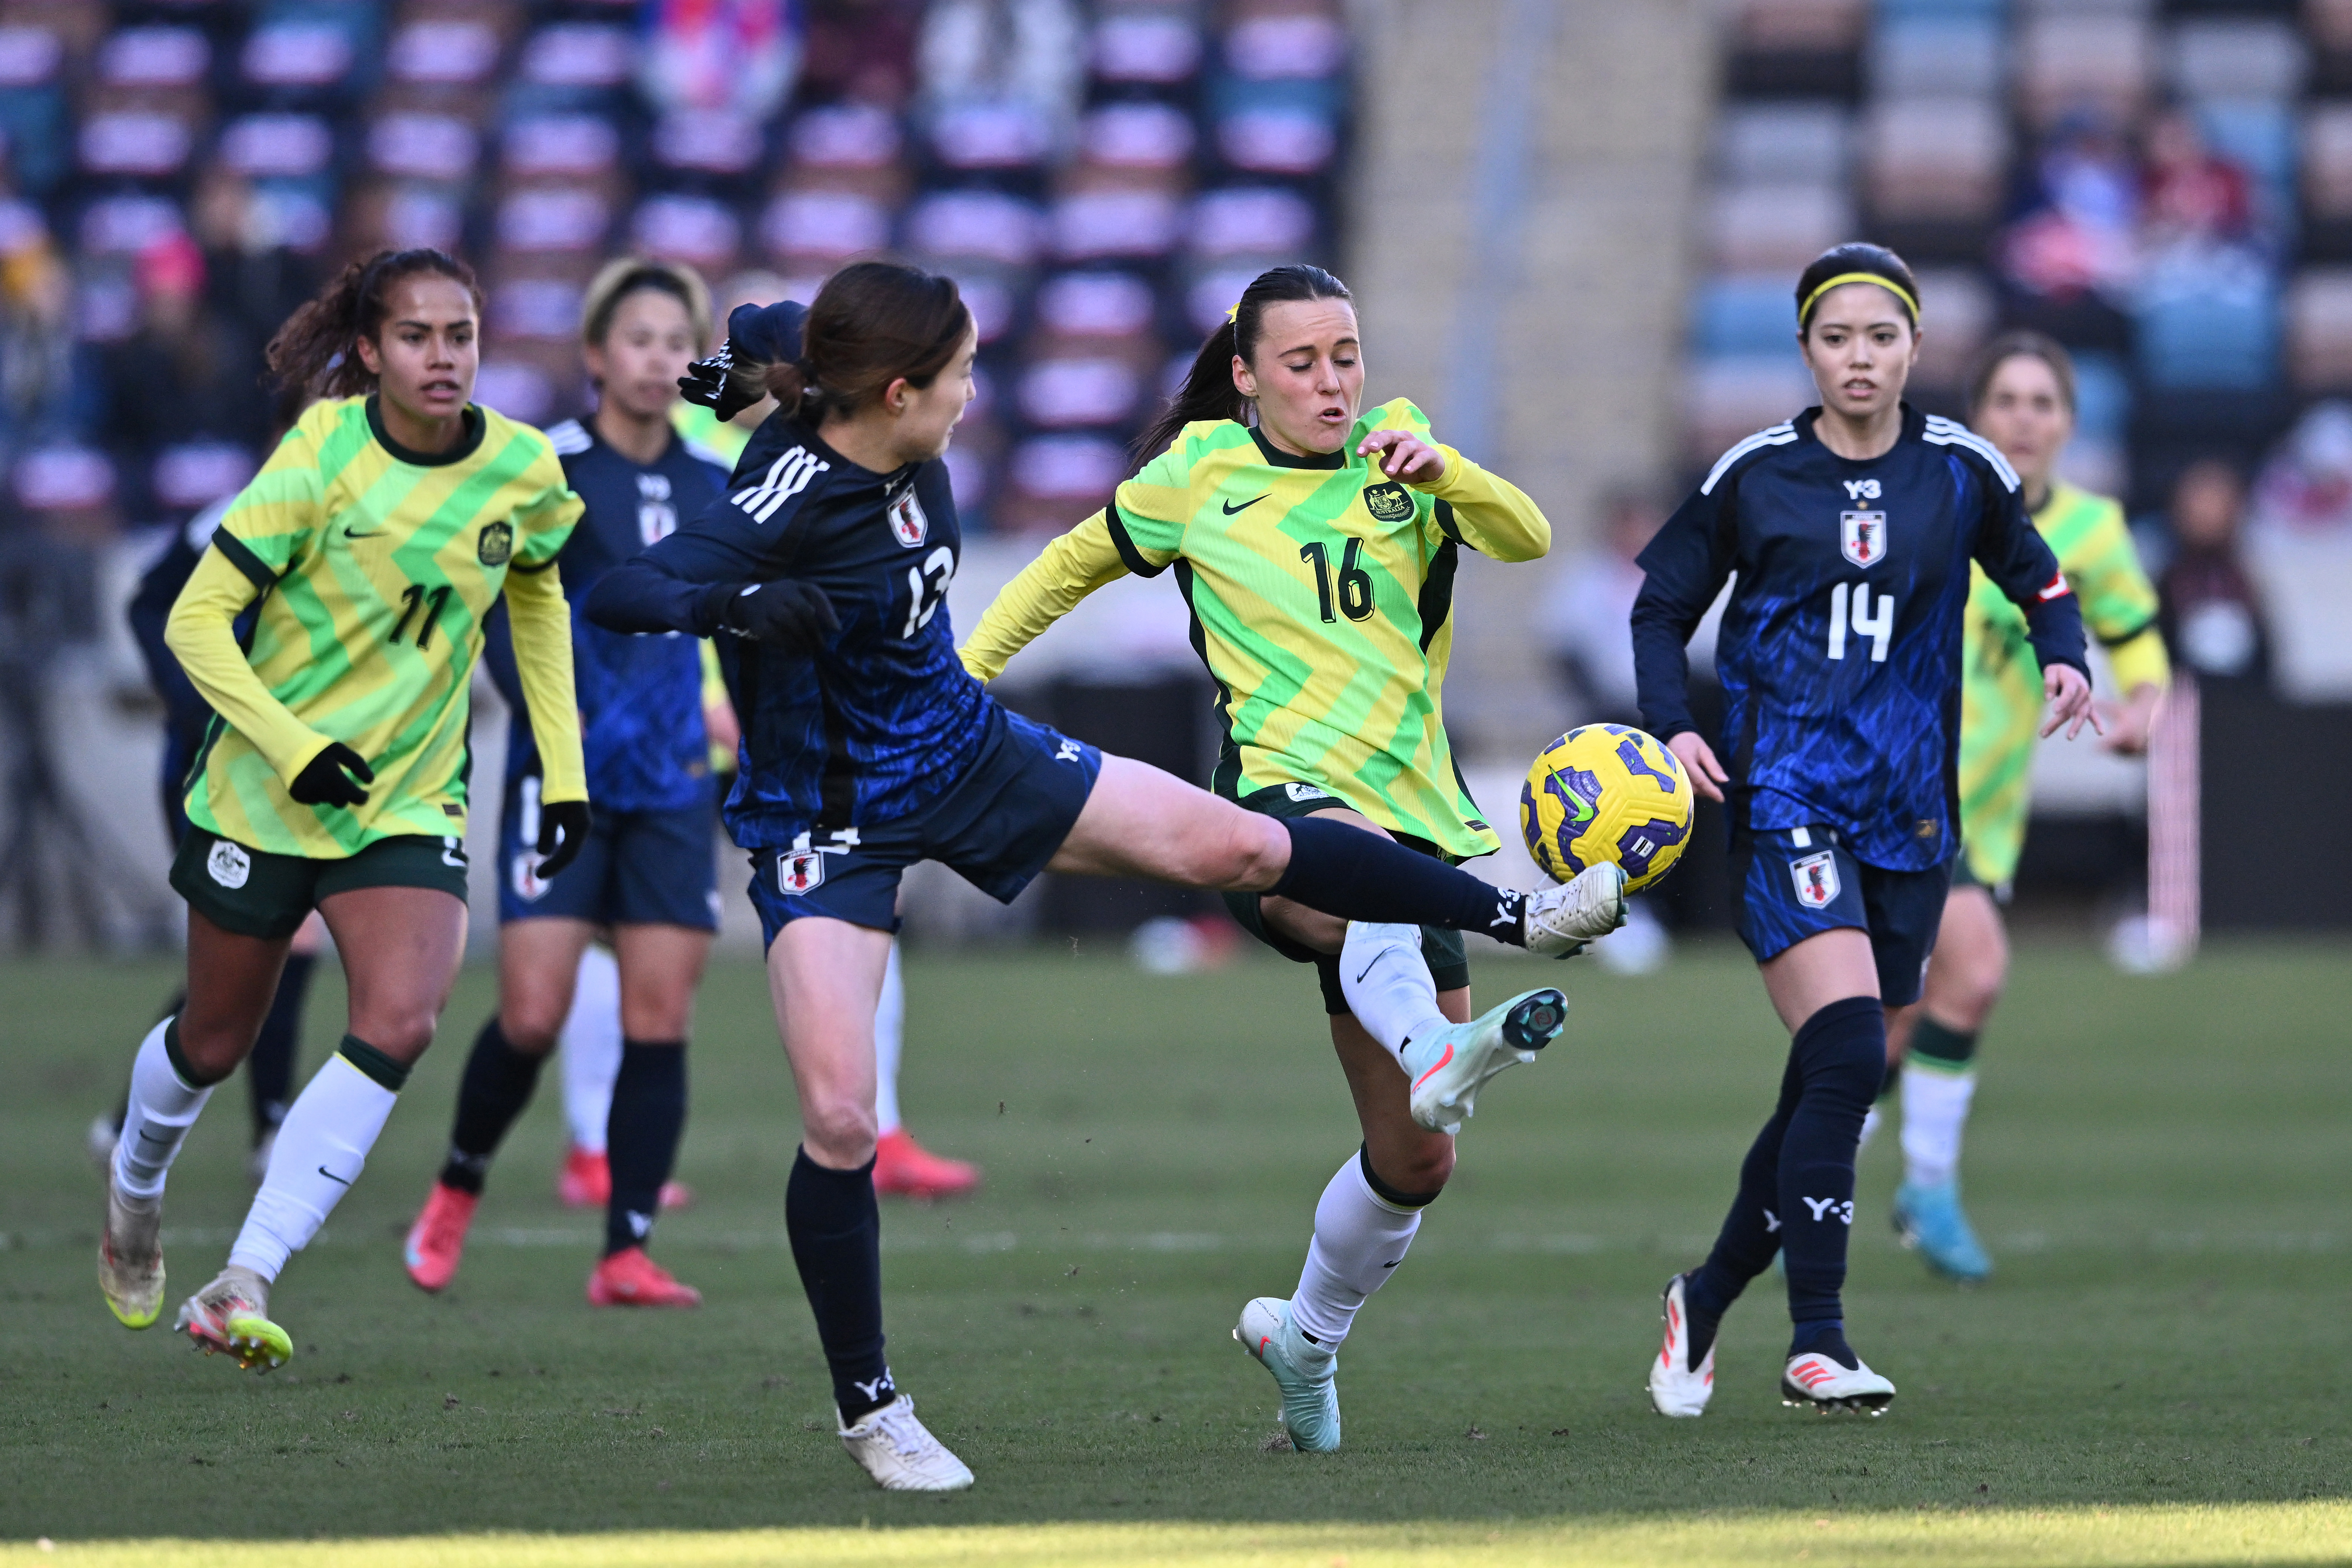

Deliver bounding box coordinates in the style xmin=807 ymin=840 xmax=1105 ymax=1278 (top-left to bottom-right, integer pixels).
xmin=1967 ymin=329 xmax=2077 ymax=418
xmin=764 ymin=260 xmax=970 ymax=422
xmin=1794 ymin=242 xmax=1920 ymax=335
xmin=1133 ymin=264 xmax=1353 ymax=462
xmin=265 ymin=248 xmax=483 ymax=399
xmin=582 ymin=256 xmax=712 ymax=351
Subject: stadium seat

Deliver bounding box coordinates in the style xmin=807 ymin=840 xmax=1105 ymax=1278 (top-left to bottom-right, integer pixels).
xmin=1690 ymin=276 xmax=1799 ymax=358
xmin=2198 ymin=98 xmax=2298 ymax=208
xmin=2286 ymin=268 xmax=2352 ymax=389
xmin=631 ymin=195 xmax=743 ymax=274
xmin=1861 ymin=97 xmax=2009 ymax=221
xmin=1868 ymin=15 xmax=2003 ymax=100
xmin=1707 ymin=183 xmax=1854 ymax=272
xmin=2136 ymin=282 xmax=2280 ymax=390
xmin=368 ymin=113 xmax=481 ymax=183
xmin=2015 ymin=13 xmax=2154 ymax=129
xmin=1682 ymin=355 xmax=1816 ymax=467
xmin=219 ymin=114 xmax=334 ymax=181
xmin=2168 ymin=19 xmax=2306 ymax=103
xmin=503 ymin=115 xmax=621 ymax=179
xmin=1731 ymin=0 xmax=1866 ymax=55
xmin=1090 ymin=9 xmax=1203 ymax=85
xmin=1714 ymin=103 xmax=1851 ymax=187
xmin=904 ymin=191 xmax=1045 ymax=268
xmin=1906 ymin=266 xmax=1993 ymax=391
xmin=759 ymin=190 xmax=892 ymax=268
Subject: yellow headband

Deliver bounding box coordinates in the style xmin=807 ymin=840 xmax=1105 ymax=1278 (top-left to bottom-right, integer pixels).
xmin=1800 ymin=271 xmax=1918 ymax=326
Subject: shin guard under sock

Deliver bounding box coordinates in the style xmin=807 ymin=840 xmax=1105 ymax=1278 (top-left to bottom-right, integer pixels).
xmin=1901 ymin=1016 xmax=1979 ymax=1189
xmin=1778 ymin=996 xmax=1886 ymax=1329
xmin=786 ymin=1148 xmax=893 ymax=1421
xmin=605 ymin=1041 xmax=686 ymax=1256
xmin=231 ymin=1038 xmax=407 ymax=1281
xmin=439 ymin=1018 xmax=549 ymax=1196
xmin=1270 ymin=815 xmax=1526 ymax=946
xmin=246 ymin=952 xmax=314 ymax=1143
xmin=113 ymin=1018 xmax=219 ymax=1201
xmin=1289 ymin=1146 xmax=1434 ymax=1349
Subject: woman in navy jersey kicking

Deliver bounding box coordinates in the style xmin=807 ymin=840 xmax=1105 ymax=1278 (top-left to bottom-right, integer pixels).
xmin=1631 ymin=244 xmax=2095 ymax=1418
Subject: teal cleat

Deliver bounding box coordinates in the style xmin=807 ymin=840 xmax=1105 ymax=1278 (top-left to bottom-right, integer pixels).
xmin=1399 ymin=987 xmax=1568 ymax=1136
xmin=1233 ymin=1296 xmax=1340 ymax=1452
xmin=1892 ymin=1178 xmax=1992 ymax=1283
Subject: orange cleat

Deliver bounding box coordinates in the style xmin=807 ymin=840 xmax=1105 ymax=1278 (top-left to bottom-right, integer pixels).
xmin=872 ymin=1128 xmax=981 ymax=1200
xmin=587 ymin=1246 xmax=703 ymax=1308
xmin=403 ymin=1183 xmax=479 ymax=1294
xmin=558 ymin=1147 xmax=693 ymax=1211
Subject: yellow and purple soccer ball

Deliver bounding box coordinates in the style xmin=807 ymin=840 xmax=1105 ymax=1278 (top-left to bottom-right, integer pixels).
xmin=1519 ymin=724 xmax=1695 ymax=893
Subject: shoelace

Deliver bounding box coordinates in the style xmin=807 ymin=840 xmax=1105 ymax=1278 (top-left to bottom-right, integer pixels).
xmin=872 ymin=1404 xmax=940 ymax=1459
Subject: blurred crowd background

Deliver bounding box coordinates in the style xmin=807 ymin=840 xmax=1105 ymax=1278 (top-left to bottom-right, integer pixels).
xmin=0 ymin=0 xmax=2344 ymax=955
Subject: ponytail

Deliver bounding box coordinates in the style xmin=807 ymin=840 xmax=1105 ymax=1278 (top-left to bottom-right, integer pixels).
xmin=763 ymin=260 xmax=969 ymax=425
xmin=1132 ymin=263 xmax=1351 ymax=464
xmin=265 ymin=248 xmax=482 ymax=399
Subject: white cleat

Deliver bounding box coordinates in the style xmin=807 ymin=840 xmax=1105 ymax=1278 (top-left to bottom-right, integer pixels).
xmin=98 ymin=1168 xmax=164 ymax=1330
xmin=838 ymin=1395 xmax=975 ymax=1491
xmin=1647 ymin=1272 xmax=1715 ymax=1417
xmin=1522 ymin=863 xmax=1629 ymax=956
xmin=1782 ymin=1350 xmax=1896 ymax=1415
xmin=1233 ymin=1295 xmax=1340 ymax=1452
xmin=1400 ymin=987 xmax=1567 ymax=1135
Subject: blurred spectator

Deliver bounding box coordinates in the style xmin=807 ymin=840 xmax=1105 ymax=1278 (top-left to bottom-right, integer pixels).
xmin=1998 ymin=113 xmax=2141 ymax=305
xmin=803 ymin=0 xmax=922 ymax=107
xmin=2159 ymin=459 xmax=2273 ymax=689
xmin=192 ymin=166 xmax=320 ymax=362
xmin=1543 ymin=490 xmax=1663 ymax=722
xmin=2139 ymin=107 xmax=2262 ymax=270
xmin=642 ymin=0 xmax=799 ymax=120
xmin=918 ymin=0 xmax=1082 ymax=145
xmin=2249 ymin=401 xmax=2352 ymax=538
xmin=93 ymin=233 xmax=268 ymax=520
xmin=0 ymin=208 xmax=76 ymax=457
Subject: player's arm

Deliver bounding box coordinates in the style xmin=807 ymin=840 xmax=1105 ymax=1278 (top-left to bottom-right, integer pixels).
xmin=958 ymin=510 xmax=1131 ymax=682
xmin=2071 ymin=509 xmax=2170 ymax=753
xmin=1973 ymin=475 xmax=2095 ymax=738
xmin=1629 ymin=481 xmax=1738 ymax=799
xmin=582 ymin=488 xmax=837 ymax=653
xmin=500 ymin=559 xmax=584 ymax=806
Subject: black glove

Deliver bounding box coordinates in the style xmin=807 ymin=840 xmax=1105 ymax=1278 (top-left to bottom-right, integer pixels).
xmin=721 ymin=579 xmax=839 ymax=655
xmin=535 ymin=799 xmax=593 ymax=881
xmin=677 ymin=342 xmax=764 ymax=421
xmin=288 ymin=742 xmax=373 ymax=808
xmin=679 ymin=301 xmax=808 ymax=420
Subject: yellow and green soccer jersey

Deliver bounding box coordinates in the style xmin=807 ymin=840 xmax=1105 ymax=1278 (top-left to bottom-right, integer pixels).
xmin=961 ymin=398 xmax=1551 ymax=858
xmin=1958 ymin=479 xmax=2169 ymax=885
xmin=167 ymin=396 xmax=587 ymax=858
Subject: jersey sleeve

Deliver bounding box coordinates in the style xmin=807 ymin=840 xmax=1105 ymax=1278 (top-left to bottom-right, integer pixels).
xmin=2069 ymin=503 xmax=2170 ymax=693
xmin=208 ymin=415 xmax=326 ymax=584
xmin=1106 ymin=439 xmax=1191 ymax=575
xmin=164 ymin=547 xmax=334 ymax=785
xmin=1630 ymin=477 xmax=1741 ymax=741
xmin=959 ymin=510 xmax=1132 ymax=682
xmin=507 ymin=445 xmax=585 ymax=572
xmin=580 ymin=473 xmax=797 ymax=636
xmin=1970 ymin=466 xmax=2088 ymax=679
xmin=1420 ymin=448 xmax=1549 ymax=562
xmin=500 ymin=553 xmax=586 ymax=803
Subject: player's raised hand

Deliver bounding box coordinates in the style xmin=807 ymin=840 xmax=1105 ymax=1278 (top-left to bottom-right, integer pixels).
xmin=1357 ymin=429 xmax=1445 ymax=484
xmin=2039 ymin=662 xmax=2103 ymax=740
xmin=1666 ymin=730 xmax=1729 ymax=804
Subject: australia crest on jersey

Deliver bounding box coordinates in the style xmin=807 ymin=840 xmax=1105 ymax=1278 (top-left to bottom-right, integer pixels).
xmin=1790 ymin=849 xmax=1840 ymax=909
xmin=1361 ymin=481 xmax=1414 ymax=523
xmin=885 ymin=485 xmax=929 ymax=548
xmin=478 ymin=521 xmax=513 ymax=566
xmin=1839 ymin=510 xmax=1886 ymax=568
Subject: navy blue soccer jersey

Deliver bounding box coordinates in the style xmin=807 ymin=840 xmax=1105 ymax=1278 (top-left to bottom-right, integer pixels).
xmin=582 ymin=411 xmax=996 ymax=852
xmin=490 ymin=418 xmax=731 ymax=814
xmin=1631 ymin=404 xmax=2087 ymax=871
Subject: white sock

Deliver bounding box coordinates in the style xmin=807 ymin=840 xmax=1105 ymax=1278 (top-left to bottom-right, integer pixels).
xmin=560 ymin=944 xmax=622 ymax=1155
xmin=113 ymin=1019 xmax=214 ymax=1202
xmin=1337 ymin=922 xmax=1449 ymax=1066
xmin=874 ymin=941 xmax=905 ymax=1137
xmin=1287 ymin=1152 xmax=1424 ymax=1353
xmin=228 ymin=1053 xmax=399 ymax=1281
xmin=1900 ymin=1062 xmax=1977 ymax=1189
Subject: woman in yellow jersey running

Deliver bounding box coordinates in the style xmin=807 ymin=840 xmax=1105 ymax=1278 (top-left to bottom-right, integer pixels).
xmin=961 ymin=264 xmax=1626 ymax=1453
xmin=95 ymin=249 xmax=592 ymax=1371
xmin=1880 ymin=331 xmax=2169 ymax=1282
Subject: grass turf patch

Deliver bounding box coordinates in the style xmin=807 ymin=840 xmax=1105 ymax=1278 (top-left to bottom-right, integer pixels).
xmin=3 ymin=941 xmax=2348 ymax=1544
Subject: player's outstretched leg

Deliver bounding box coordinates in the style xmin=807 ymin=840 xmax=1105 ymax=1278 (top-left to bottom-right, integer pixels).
xmin=1776 ymin=998 xmax=1897 ymax=1415
xmin=589 ymin=1039 xmax=700 ymax=1307
xmin=101 ymin=1019 xmax=216 ymax=1329
xmin=1337 ymin=922 xmax=1572 ymax=1135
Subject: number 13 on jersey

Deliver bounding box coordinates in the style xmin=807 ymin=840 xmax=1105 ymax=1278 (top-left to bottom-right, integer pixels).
xmin=902 ymin=546 xmax=956 ymax=638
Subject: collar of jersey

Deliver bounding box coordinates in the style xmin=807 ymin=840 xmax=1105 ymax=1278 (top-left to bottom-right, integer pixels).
xmin=1794 ymin=401 xmax=1924 ymax=460
xmin=1247 ymin=424 xmax=1347 ymax=471
xmin=367 ymin=395 xmax=486 ymax=467
xmin=775 ymin=417 xmax=910 ymax=487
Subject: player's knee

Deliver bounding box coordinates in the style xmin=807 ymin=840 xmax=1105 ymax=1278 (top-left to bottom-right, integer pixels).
xmin=1209 ymin=809 xmax=1287 ymax=891
xmin=799 ymin=1095 xmax=878 ymax=1167
xmin=1380 ymin=1139 xmax=1453 ymax=1196
xmin=498 ymin=986 xmax=570 ymax=1053
xmin=356 ymin=1007 xmax=438 ymax=1064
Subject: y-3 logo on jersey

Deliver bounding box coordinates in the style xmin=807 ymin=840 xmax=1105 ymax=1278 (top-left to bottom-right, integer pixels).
xmin=1842 ymin=479 xmax=1881 ymax=501
xmin=733 ymin=446 xmax=830 ymax=524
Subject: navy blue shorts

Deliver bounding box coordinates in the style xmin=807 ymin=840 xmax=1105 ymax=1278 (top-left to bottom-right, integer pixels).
xmin=498 ymin=774 xmax=720 ymax=930
xmin=1728 ymin=823 xmax=1952 ymax=1008
xmin=745 ymin=710 xmax=1101 ymax=949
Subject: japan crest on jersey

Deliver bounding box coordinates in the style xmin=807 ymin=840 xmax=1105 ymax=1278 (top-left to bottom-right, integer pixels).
xmin=1840 ymin=510 xmax=1886 ymax=568
xmin=778 ymin=849 xmax=826 ymax=895
xmin=1790 ymin=849 xmax=1840 ymax=909
xmin=886 ymin=486 xmax=928 ymax=548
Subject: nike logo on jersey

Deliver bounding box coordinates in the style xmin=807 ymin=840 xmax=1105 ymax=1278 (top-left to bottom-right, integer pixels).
xmin=1222 ymin=494 xmax=1269 ymax=514
xmin=343 ymin=526 xmax=386 ymax=539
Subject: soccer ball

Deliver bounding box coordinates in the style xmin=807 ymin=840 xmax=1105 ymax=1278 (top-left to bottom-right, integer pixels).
xmin=1519 ymin=724 xmax=1695 ymax=893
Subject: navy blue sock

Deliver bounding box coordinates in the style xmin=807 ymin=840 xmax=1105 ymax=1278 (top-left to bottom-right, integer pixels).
xmin=1269 ymin=814 xmax=1526 ymax=946
xmin=246 ymin=952 xmax=314 ymax=1144
xmin=605 ymin=1041 xmax=687 ymax=1257
xmin=1686 ymin=1048 xmax=1806 ymax=1361
xmin=1779 ymin=996 xmax=1886 ymax=1330
xmin=787 ymin=1148 xmax=895 ymax=1421
xmin=438 ymin=1018 xmax=547 ymax=1196
xmin=1791 ymin=1317 xmax=1857 ymax=1367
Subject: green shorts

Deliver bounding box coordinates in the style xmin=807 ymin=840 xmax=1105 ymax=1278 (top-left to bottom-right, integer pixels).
xmin=1949 ymin=846 xmax=2013 ymax=906
xmin=170 ymin=827 xmax=470 ymax=940
xmin=1219 ymin=781 xmax=1471 ymax=1015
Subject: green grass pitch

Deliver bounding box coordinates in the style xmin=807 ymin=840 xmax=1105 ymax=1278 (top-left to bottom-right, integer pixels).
xmin=2 ymin=939 xmax=2348 ymax=1564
